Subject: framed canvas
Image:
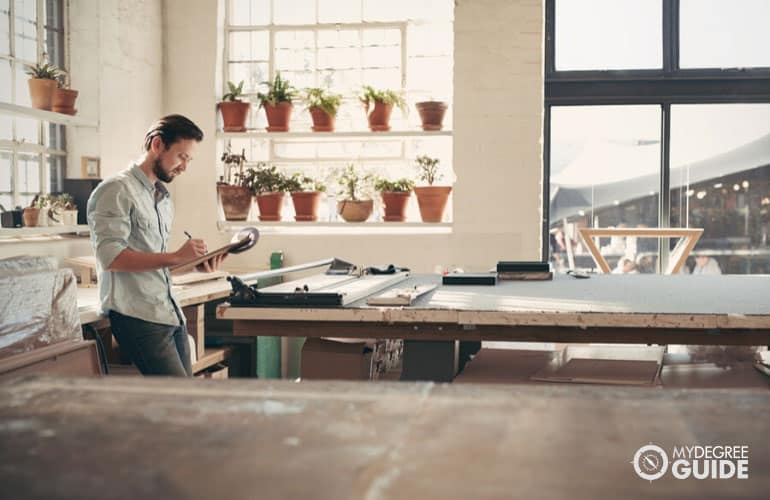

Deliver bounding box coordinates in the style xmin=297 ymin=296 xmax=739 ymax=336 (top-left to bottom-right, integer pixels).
xmin=81 ymin=157 xmax=101 ymax=179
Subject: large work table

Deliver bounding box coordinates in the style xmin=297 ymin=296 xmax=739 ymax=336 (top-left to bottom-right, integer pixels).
xmin=220 ymin=273 xmax=770 ymax=345
xmin=0 ymin=376 xmax=768 ymax=499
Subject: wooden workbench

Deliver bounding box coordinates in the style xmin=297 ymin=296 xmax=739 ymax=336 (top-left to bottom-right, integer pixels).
xmin=0 ymin=376 xmax=768 ymax=499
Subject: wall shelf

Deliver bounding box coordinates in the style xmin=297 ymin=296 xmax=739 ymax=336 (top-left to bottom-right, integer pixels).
xmin=0 ymin=225 xmax=90 ymax=239
xmin=0 ymin=102 xmax=97 ymax=128
xmin=217 ymin=129 xmax=452 ymax=140
xmin=218 ymin=220 xmax=452 ymax=235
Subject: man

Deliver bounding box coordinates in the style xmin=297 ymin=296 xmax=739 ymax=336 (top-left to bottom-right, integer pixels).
xmin=87 ymin=114 xmax=224 ymax=376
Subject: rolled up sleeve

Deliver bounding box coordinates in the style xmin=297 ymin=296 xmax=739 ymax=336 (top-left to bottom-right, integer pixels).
xmin=87 ymin=181 xmax=131 ymax=269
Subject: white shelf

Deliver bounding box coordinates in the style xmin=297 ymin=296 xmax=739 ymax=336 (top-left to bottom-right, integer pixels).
xmin=218 ymin=220 xmax=452 ymax=235
xmin=217 ymin=129 xmax=452 ymax=139
xmin=0 ymin=102 xmax=97 ymax=128
xmin=0 ymin=225 xmax=90 ymax=239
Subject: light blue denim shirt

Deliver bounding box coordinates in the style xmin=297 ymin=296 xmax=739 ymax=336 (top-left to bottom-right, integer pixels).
xmin=87 ymin=164 xmax=184 ymax=326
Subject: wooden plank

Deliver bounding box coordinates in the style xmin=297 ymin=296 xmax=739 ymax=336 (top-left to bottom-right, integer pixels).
xmin=192 ymin=347 xmax=232 ymax=373
xmin=183 ymin=304 xmax=206 ymax=361
xmin=367 ymin=284 xmax=437 ymax=306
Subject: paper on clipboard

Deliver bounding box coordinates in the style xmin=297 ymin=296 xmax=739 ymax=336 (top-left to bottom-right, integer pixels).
xmin=169 ymin=227 xmax=259 ymax=274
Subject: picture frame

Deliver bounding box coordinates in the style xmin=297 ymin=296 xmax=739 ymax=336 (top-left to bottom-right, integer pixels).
xmin=81 ymin=156 xmax=101 ymax=179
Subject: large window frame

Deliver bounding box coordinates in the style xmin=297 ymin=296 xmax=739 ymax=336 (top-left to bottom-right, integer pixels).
xmin=543 ymin=0 xmax=770 ymax=268
xmin=0 ymin=0 xmax=68 ymax=208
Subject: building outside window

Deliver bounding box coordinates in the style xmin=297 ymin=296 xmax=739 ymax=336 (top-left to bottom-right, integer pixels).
xmin=0 ymin=0 xmax=68 ymax=210
xmin=545 ymin=0 xmax=770 ymax=275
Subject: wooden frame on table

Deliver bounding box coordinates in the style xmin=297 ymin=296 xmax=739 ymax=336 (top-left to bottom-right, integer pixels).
xmin=81 ymin=156 xmax=101 ymax=179
xmin=578 ymin=227 xmax=704 ymax=275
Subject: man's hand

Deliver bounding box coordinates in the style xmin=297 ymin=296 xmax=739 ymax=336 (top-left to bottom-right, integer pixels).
xmin=174 ymin=238 xmax=207 ymax=264
xmin=196 ymin=253 xmax=227 ymax=273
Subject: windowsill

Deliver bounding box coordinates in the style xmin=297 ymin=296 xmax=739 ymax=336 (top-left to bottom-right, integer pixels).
xmin=216 ymin=129 xmax=452 ymax=139
xmin=0 ymin=102 xmax=98 ymax=128
xmin=0 ymin=225 xmax=90 ymax=241
xmin=217 ymin=220 xmax=452 ymax=235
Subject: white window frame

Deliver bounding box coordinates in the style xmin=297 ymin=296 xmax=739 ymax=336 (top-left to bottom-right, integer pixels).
xmin=0 ymin=0 xmax=69 ymax=208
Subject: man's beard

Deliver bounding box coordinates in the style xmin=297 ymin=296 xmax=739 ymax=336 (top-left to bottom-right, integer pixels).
xmin=152 ymin=157 xmax=174 ymax=183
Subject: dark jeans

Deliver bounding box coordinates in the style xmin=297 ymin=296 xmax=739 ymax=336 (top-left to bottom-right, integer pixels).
xmin=108 ymin=310 xmax=192 ymax=377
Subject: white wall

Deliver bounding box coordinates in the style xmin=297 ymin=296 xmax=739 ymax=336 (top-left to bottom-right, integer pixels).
xmin=0 ymin=0 xmax=163 ymax=263
xmin=164 ymin=0 xmax=544 ymax=273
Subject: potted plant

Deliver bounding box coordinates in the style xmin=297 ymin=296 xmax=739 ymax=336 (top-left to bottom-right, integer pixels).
xmin=216 ymin=145 xmax=252 ymax=221
xmin=243 ymin=162 xmax=288 ymax=221
xmin=375 ymin=177 xmax=414 ymax=222
xmin=303 ymin=87 xmax=343 ymax=132
xmin=285 ymin=173 xmax=327 ymax=222
xmin=22 ymin=195 xmax=46 ymax=227
xmin=52 ymin=78 xmax=79 ymax=115
xmin=413 ymin=155 xmax=452 ymax=223
xmin=26 ymin=61 xmax=59 ymax=111
xmin=257 ymin=72 xmax=297 ymax=132
xmin=358 ymin=85 xmax=407 ymax=132
xmin=336 ymin=164 xmax=374 ymax=222
xmin=416 ymin=100 xmax=448 ymax=131
xmin=219 ymin=80 xmax=251 ymax=132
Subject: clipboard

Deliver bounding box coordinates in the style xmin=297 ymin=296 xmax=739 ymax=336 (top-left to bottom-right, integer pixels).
xmin=169 ymin=227 xmax=259 ymax=274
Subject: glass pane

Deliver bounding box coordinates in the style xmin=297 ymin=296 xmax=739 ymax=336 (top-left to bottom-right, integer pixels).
xmin=274 ymin=0 xmax=315 ymax=25
xmin=227 ymin=61 xmax=268 ymax=94
xmin=14 ymin=0 xmax=37 ymax=62
xmin=670 ymin=104 xmax=770 ymax=275
xmin=14 ymin=62 xmax=30 ymax=106
xmin=229 ymin=0 xmax=270 ymax=26
xmin=362 ymin=45 xmax=400 ymax=68
xmin=0 ymin=0 xmax=10 ymax=55
xmin=48 ymin=153 xmax=64 ymax=193
xmin=555 ymin=0 xmax=662 ymax=71
xmin=46 ymin=122 xmax=64 ymax=150
xmin=0 ymin=150 xmax=11 ymax=192
xmin=408 ymin=23 xmax=453 ymax=58
xmin=45 ymin=28 xmax=64 ymax=69
xmin=0 ymin=116 xmax=10 ymax=139
xmin=0 ymin=194 xmax=12 ymax=210
xmin=44 ymin=0 xmax=63 ymax=30
xmin=680 ymin=0 xmax=770 ymax=69
xmin=363 ymin=0 xmax=411 ymax=22
xmin=318 ymin=0 xmax=361 ymax=23
xmin=228 ymin=30 xmax=268 ymax=62
xmin=549 ymin=105 xmax=662 ymax=273
xmin=0 ymin=58 xmax=10 ymax=102
xmin=17 ymin=152 xmax=40 ymax=193
xmin=15 ymin=117 xmax=39 ymax=143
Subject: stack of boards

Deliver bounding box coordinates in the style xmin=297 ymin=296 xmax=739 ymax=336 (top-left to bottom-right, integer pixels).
xmin=441 ymin=261 xmax=553 ymax=286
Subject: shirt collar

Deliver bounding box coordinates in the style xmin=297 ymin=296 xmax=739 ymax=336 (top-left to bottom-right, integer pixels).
xmin=130 ymin=164 xmax=170 ymax=200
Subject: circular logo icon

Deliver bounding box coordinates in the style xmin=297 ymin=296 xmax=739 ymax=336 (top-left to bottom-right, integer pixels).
xmin=632 ymin=444 xmax=669 ymax=481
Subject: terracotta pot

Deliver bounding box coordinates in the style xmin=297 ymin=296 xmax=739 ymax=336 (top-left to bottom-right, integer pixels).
xmin=337 ymin=199 xmax=373 ymax=223
xmin=414 ymin=186 xmax=452 ymax=223
xmin=217 ymin=184 xmax=252 ymax=221
xmin=309 ymin=107 xmax=335 ymax=132
xmin=291 ymin=191 xmax=323 ymax=221
xmin=365 ymin=100 xmax=393 ymax=131
xmin=256 ymin=191 xmax=286 ymax=221
xmin=416 ymin=101 xmax=447 ymax=131
xmin=219 ymin=101 xmax=251 ymax=132
xmin=28 ymin=78 xmax=57 ymax=111
xmin=263 ymin=102 xmax=293 ymax=132
xmin=52 ymin=88 xmax=79 ymax=115
xmin=22 ymin=207 xmax=40 ymax=227
xmin=380 ymin=191 xmax=411 ymax=222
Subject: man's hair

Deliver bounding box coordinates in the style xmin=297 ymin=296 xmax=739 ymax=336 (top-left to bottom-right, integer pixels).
xmin=143 ymin=114 xmax=204 ymax=151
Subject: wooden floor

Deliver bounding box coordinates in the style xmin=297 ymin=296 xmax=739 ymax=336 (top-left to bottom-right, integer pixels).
xmin=1 ymin=376 xmax=769 ymax=499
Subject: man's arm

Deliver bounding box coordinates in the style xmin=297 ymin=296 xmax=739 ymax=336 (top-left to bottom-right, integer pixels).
xmin=108 ymin=239 xmax=206 ymax=272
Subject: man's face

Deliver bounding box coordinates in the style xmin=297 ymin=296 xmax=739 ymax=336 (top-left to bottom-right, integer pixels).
xmin=152 ymin=138 xmax=197 ymax=183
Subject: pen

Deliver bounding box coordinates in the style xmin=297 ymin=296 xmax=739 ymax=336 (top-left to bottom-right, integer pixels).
xmin=184 ymin=230 xmax=192 ymax=239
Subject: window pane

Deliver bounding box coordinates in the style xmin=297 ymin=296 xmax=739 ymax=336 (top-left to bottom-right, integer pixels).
xmin=15 ymin=117 xmax=38 ymax=143
xmin=17 ymin=152 xmax=40 ymax=193
xmin=670 ymin=104 xmax=770 ymax=275
xmin=45 ymin=0 xmax=63 ymax=29
xmin=14 ymin=62 xmax=30 ymax=106
xmin=680 ymin=0 xmax=770 ymax=69
xmin=0 ymin=150 xmax=11 ymax=192
xmin=227 ymin=61 xmax=268 ymax=94
xmin=45 ymin=28 xmax=64 ymax=69
xmin=229 ymin=0 xmax=270 ymax=26
xmin=14 ymin=0 xmax=37 ymax=62
xmin=549 ymin=105 xmax=662 ymax=273
xmin=0 ymin=116 xmax=11 ymax=139
xmin=0 ymin=0 xmax=10 ymax=55
xmin=0 ymin=58 xmax=10 ymax=102
xmin=363 ymin=0 xmax=412 ymax=22
xmin=555 ymin=0 xmax=662 ymax=71
xmin=274 ymin=0 xmax=315 ymax=25
xmin=0 ymin=194 xmax=12 ymax=210
xmin=46 ymin=122 xmax=65 ymax=150
xmin=228 ymin=30 xmax=268 ymax=62
xmin=318 ymin=0 xmax=361 ymax=23
xmin=48 ymin=153 xmax=64 ymax=193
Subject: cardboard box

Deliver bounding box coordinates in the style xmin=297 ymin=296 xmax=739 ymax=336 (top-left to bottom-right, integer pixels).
xmin=455 ymin=348 xmax=558 ymax=385
xmin=301 ymin=338 xmax=374 ymax=380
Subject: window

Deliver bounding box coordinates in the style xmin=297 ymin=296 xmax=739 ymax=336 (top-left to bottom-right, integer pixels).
xmin=545 ymin=0 xmax=770 ymax=275
xmin=0 ymin=0 xmax=67 ymax=209
xmin=221 ymin=0 xmax=454 ymax=223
